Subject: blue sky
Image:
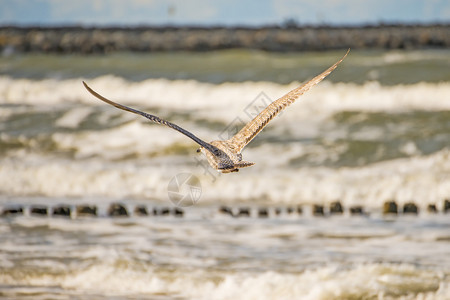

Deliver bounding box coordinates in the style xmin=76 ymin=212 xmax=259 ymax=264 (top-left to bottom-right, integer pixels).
xmin=1 ymin=0 xmax=449 ymax=26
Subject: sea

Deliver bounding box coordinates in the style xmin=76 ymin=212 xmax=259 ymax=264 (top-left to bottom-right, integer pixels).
xmin=0 ymin=49 xmax=449 ymax=299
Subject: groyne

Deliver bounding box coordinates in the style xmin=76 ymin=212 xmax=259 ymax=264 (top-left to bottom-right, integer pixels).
xmin=1 ymin=24 xmax=449 ymax=54
xmin=1 ymin=200 xmax=449 ymax=219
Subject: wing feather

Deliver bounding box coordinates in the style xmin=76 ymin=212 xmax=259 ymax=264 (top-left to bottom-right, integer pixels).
xmin=229 ymin=49 xmax=349 ymax=151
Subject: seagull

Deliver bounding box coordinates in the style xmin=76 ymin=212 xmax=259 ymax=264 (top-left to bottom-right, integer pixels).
xmin=83 ymin=50 xmax=348 ymax=173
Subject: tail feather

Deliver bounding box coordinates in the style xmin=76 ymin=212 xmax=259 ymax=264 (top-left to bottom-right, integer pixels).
xmin=235 ymin=161 xmax=255 ymax=168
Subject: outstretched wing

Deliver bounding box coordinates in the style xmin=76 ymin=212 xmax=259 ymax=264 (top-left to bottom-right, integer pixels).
xmin=228 ymin=49 xmax=349 ymax=152
xmin=82 ymin=81 xmax=221 ymax=156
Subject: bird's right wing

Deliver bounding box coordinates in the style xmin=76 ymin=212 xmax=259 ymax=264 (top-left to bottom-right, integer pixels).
xmin=228 ymin=50 xmax=349 ymax=152
xmin=82 ymin=81 xmax=221 ymax=156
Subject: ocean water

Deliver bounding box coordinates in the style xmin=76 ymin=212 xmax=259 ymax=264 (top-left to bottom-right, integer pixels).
xmin=0 ymin=49 xmax=450 ymax=299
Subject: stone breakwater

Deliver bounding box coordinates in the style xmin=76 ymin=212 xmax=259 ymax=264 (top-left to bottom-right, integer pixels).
xmin=1 ymin=200 xmax=449 ymax=219
xmin=1 ymin=24 xmax=449 ymax=53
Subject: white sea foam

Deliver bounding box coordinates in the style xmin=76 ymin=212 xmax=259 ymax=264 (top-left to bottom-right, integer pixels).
xmin=54 ymin=106 xmax=93 ymax=128
xmin=1 ymin=76 xmax=450 ymax=115
xmin=53 ymin=122 xmax=193 ymax=159
xmin=0 ymin=262 xmax=447 ymax=300
xmin=64 ymin=264 xmax=449 ymax=300
xmin=1 ymin=148 xmax=450 ymax=208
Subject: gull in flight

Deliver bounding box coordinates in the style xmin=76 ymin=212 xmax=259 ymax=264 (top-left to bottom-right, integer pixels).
xmin=83 ymin=50 xmax=348 ymax=173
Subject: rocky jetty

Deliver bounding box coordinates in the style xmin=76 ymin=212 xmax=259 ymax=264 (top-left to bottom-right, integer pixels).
xmin=1 ymin=24 xmax=449 ymax=54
